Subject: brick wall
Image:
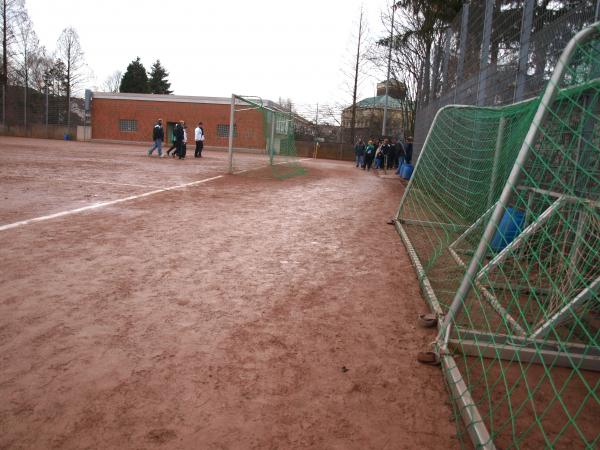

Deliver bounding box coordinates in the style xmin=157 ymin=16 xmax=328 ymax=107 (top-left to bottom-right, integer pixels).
xmin=91 ymin=97 xmax=266 ymax=149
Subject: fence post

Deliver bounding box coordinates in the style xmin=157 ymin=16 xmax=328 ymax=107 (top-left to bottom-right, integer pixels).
xmin=455 ymin=1 xmax=470 ymax=103
xmin=477 ymin=0 xmax=494 ymax=106
xmin=515 ymin=0 xmax=535 ymax=101
xmin=442 ymin=28 xmax=452 ymax=93
xmin=45 ymin=84 xmax=49 ymax=131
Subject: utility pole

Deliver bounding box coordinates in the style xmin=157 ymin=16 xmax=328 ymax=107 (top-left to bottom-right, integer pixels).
xmin=350 ymin=8 xmax=364 ymax=148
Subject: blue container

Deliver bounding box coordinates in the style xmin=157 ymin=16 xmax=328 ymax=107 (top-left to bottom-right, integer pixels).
xmin=490 ymin=208 xmax=525 ymax=252
xmin=400 ymin=163 xmax=414 ymax=180
xmin=64 ymin=133 xmax=70 ymax=141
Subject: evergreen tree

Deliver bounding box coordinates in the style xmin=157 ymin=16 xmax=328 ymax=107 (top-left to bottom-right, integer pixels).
xmin=148 ymin=59 xmax=172 ymax=94
xmin=119 ymin=57 xmax=149 ymax=93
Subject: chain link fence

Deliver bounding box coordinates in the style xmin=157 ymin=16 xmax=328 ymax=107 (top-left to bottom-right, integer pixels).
xmin=0 ymin=84 xmax=87 ymax=140
xmin=414 ymin=0 xmax=600 ymax=160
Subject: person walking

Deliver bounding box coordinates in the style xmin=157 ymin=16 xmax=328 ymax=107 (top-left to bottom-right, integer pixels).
xmin=194 ymin=122 xmax=205 ymax=158
xmin=147 ymin=118 xmax=164 ymax=157
xmin=354 ymin=138 xmax=365 ymax=168
xmin=181 ymin=123 xmax=188 ymax=158
xmin=170 ymin=121 xmax=184 ymax=159
xmin=166 ymin=124 xmax=179 ymax=157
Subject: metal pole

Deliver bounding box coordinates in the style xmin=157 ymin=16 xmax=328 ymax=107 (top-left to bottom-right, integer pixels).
xmin=437 ymin=23 xmax=600 ymax=349
xmin=477 ymin=0 xmax=494 ymax=106
xmin=530 ymin=276 xmax=600 ymax=340
xmin=314 ymin=102 xmax=319 ymax=156
xmin=23 ymin=81 xmax=27 ymax=129
xmin=455 ymin=1 xmax=470 ymax=103
xmin=515 ymin=0 xmax=535 ymax=101
xmin=269 ymin=111 xmax=276 ymax=165
xmin=596 ymin=0 xmax=600 ymax=21
xmin=227 ymin=94 xmax=235 ymax=174
xmin=487 ymin=118 xmax=506 ymax=207
xmin=45 ymin=84 xmax=48 ymax=130
xmin=382 ymin=3 xmax=396 ymax=136
xmin=442 ymin=28 xmax=452 ymax=93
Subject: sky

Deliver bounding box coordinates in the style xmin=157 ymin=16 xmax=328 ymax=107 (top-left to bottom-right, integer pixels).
xmin=25 ymin=0 xmax=393 ymax=109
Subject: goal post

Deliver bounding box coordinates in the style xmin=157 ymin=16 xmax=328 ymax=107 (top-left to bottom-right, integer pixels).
xmin=227 ymin=94 xmax=300 ymax=176
xmin=395 ymin=22 xmax=600 ymax=449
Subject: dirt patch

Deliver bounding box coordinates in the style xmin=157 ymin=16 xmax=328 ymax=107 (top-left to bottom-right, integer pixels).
xmin=0 ymin=138 xmax=457 ymax=449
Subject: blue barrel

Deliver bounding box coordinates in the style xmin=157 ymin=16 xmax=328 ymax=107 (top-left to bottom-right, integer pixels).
xmin=400 ymin=163 xmax=414 ymax=180
xmin=490 ymin=208 xmax=525 ymax=252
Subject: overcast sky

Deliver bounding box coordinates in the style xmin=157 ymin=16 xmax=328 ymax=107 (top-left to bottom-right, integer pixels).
xmin=26 ymin=0 xmax=393 ymax=108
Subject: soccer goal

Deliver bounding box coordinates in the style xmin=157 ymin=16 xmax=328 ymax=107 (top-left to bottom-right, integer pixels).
xmin=395 ymin=22 xmax=600 ymax=449
xmin=226 ymin=94 xmax=301 ymax=177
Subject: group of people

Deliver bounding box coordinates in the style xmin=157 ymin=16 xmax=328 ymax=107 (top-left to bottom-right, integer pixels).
xmin=353 ymin=137 xmax=413 ymax=173
xmin=147 ymin=118 xmax=205 ymax=159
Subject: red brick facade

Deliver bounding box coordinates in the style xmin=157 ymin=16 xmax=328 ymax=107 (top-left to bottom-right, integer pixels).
xmin=91 ymin=93 xmax=266 ymax=149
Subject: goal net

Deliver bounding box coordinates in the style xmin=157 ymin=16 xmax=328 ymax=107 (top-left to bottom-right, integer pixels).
xmin=226 ymin=95 xmax=303 ymax=179
xmin=395 ymin=22 xmax=600 ymax=449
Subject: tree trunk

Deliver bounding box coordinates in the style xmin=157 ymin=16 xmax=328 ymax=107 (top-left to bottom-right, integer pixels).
xmin=2 ymin=0 xmax=7 ymax=86
xmin=66 ymin=52 xmax=71 ymax=127
xmin=423 ymin=38 xmax=432 ymax=104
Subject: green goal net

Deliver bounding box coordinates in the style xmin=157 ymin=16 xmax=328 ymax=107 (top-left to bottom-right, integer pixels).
xmin=396 ymin=22 xmax=600 ymax=449
xmin=227 ymin=95 xmax=303 ymax=179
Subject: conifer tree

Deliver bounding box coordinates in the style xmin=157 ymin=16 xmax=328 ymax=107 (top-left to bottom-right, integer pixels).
xmin=148 ymin=59 xmax=172 ymax=94
xmin=119 ymin=57 xmax=149 ymax=93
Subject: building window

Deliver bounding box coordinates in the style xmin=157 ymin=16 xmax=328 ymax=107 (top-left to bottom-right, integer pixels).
xmin=217 ymin=124 xmax=237 ymax=137
xmin=276 ymin=118 xmax=288 ymax=134
xmin=119 ymin=119 xmax=137 ymax=132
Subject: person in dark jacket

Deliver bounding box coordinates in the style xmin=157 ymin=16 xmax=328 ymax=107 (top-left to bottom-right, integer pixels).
xmin=404 ymin=137 xmax=413 ymax=164
xmin=354 ymin=138 xmax=365 ymax=168
xmin=173 ymin=121 xmax=185 ymax=159
xmin=387 ymin=138 xmax=397 ymax=169
xmin=147 ymin=118 xmax=164 ymax=157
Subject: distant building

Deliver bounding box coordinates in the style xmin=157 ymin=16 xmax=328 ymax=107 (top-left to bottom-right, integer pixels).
xmin=91 ymin=92 xmax=293 ymax=152
xmin=376 ymin=79 xmax=407 ymax=100
xmin=341 ymin=93 xmax=413 ymax=141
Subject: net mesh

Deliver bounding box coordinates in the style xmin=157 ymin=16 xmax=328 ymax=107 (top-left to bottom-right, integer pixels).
xmin=229 ymin=96 xmax=304 ymax=179
xmin=397 ymin=23 xmax=599 ymax=449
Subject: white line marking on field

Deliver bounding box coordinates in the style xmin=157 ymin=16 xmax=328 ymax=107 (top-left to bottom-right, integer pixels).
xmin=65 ymin=179 xmax=162 ymax=188
xmin=7 ymin=175 xmax=161 ymax=189
xmin=0 ymin=175 xmax=223 ymax=232
xmin=0 ymin=157 xmax=312 ymax=232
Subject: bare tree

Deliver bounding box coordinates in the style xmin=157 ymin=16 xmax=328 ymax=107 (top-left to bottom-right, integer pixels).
xmin=103 ymin=70 xmax=122 ymax=93
xmin=0 ymin=0 xmax=24 ymax=86
xmin=56 ymin=27 xmax=85 ymax=126
xmin=349 ymin=7 xmax=368 ymax=148
xmin=14 ymin=12 xmax=38 ymax=126
xmin=28 ymin=46 xmax=51 ymax=92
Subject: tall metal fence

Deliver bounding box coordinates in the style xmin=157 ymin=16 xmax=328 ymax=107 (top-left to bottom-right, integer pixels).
xmin=0 ymin=84 xmax=87 ymax=140
xmin=414 ymin=0 xmax=600 ymax=158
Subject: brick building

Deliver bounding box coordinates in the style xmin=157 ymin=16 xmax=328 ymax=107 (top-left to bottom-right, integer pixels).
xmin=91 ymin=92 xmax=271 ymax=150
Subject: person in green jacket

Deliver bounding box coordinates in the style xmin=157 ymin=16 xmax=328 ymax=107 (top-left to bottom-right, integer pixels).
xmin=364 ymin=139 xmax=375 ymax=171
